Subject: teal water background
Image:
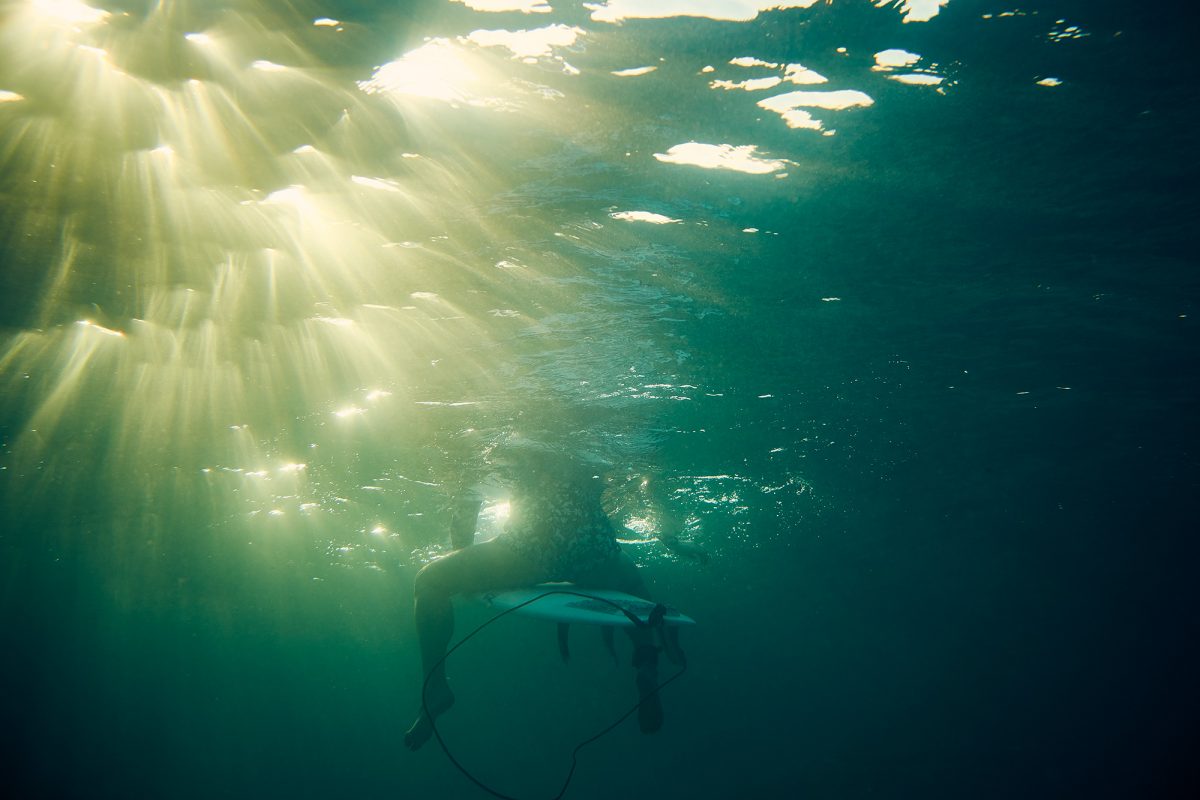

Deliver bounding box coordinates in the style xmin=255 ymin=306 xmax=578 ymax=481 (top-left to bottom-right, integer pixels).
xmin=2 ymin=1 xmax=1196 ymax=797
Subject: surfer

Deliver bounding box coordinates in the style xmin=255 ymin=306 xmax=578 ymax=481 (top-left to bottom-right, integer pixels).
xmin=403 ymin=440 xmax=669 ymax=751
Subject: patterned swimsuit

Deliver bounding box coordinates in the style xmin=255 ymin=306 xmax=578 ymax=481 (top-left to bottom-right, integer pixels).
xmin=495 ymin=477 xmax=620 ymax=579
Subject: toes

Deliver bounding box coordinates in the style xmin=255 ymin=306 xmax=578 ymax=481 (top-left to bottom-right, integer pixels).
xmin=406 ymin=687 xmax=455 ymax=752
xmin=404 ymin=718 xmax=431 ymax=751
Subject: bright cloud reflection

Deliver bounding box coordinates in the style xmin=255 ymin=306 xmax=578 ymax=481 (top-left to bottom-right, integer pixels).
xmin=783 ymin=64 xmax=827 ymax=85
xmin=654 ymin=142 xmax=790 ymax=174
xmin=758 ymin=89 xmax=874 ymax=132
xmin=710 ymin=58 xmax=827 ymax=94
xmin=465 ymin=24 xmax=584 ymax=66
xmin=766 ymin=89 xmax=875 ymax=111
xmin=360 ymin=25 xmax=583 ymax=107
xmin=454 ymin=0 xmax=553 ymax=12
xmin=873 ymin=49 xmax=921 ymax=70
xmin=872 ymin=48 xmax=944 ymax=87
xmin=712 ymin=76 xmax=782 ymax=91
xmin=612 ymin=66 xmax=657 ymax=77
xmin=874 ymin=0 xmax=950 ymax=23
xmin=889 ymin=73 xmax=943 ymax=86
xmin=359 ymin=39 xmax=485 ymax=105
xmin=611 ymin=210 xmax=681 ymax=224
xmin=585 ymin=0 xmax=819 ymax=23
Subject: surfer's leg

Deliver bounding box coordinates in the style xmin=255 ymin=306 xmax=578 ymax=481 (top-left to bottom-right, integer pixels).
xmin=585 ymin=552 xmax=684 ymax=665
xmin=405 ymin=538 xmax=545 ymax=750
xmin=574 ymin=552 xmax=664 ymax=733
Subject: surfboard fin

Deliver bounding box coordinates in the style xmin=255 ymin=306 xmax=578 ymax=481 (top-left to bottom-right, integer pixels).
xmin=557 ymin=622 xmax=570 ymax=663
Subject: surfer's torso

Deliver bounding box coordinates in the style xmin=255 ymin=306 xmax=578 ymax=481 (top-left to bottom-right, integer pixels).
xmin=501 ymin=476 xmax=619 ymax=576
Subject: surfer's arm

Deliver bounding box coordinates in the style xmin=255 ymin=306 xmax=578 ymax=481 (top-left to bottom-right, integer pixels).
xmin=659 ymin=533 xmax=710 ymax=564
xmin=449 ymin=496 xmax=483 ymax=549
xmin=640 ymin=474 xmax=709 ymax=563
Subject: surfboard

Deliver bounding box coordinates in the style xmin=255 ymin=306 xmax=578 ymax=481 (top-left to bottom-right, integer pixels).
xmin=482 ymin=584 xmax=696 ymax=627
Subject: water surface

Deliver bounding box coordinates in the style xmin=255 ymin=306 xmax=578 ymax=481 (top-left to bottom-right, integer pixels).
xmin=2 ymin=1 xmax=1196 ymax=797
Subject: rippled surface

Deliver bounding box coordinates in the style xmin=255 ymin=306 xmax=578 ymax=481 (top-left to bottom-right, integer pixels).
xmin=2 ymin=1 xmax=1196 ymax=797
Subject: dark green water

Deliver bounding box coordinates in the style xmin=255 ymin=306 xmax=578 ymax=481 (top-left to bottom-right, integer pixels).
xmin=2 ymin=1 xmax=1196 ymax=797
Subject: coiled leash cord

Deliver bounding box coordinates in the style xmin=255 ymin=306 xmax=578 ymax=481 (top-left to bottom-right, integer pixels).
xmin=423 ymin=589 xmax=688 ymax=800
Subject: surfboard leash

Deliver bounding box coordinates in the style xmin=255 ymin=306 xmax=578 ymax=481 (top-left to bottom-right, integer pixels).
xmin=422 ymin=589 xmax=689 ymax=800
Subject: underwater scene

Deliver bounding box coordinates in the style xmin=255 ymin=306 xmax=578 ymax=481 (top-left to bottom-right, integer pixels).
xmin=1 ymin=1 xmax=1196 ymax=797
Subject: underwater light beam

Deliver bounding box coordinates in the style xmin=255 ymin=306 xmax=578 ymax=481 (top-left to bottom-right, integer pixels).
xmin=28 ymin=0 xmax=110 ymax=26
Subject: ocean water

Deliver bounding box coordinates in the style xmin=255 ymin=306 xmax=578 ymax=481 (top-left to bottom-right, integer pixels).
xmin=1 ymin=1 xmax=1196 ymax=798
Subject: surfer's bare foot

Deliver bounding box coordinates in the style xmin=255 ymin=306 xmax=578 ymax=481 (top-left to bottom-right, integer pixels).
xmin=404 ymin=680 xmax=455 ymax=751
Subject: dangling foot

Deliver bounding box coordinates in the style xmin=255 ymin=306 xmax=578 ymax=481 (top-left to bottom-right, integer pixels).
xmin=633 ymin=645 xmax=663 ymax=734
xmin=404 ymin=680 xmax=455 ymax=751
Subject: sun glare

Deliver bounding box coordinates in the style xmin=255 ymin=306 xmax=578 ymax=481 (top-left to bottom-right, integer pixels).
xmin=0 ymin=0 xmax=546 ymax=551
xmin=30 ymin=0 xmax=110 ymax=26
xmin=0 ymin=0 xmax=830 ymax=591
xmin=359 ymin=39 xmax=484 ymax=105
